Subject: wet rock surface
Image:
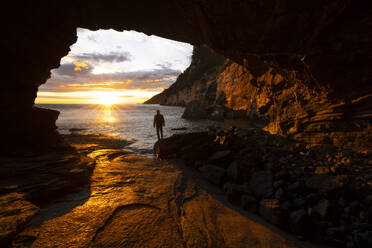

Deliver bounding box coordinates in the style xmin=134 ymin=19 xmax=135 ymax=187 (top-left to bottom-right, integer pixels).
xmin=155 ymin=127 xmax=372 ymax=247
xmin=0 ymin=134 xmax=100 ymax=247
xmin=0 ymin=193 xmax=39 ymax=247
xmin=0 ymin=148 xmax=95 ymax=206
xmin=2 ymin=134 xmax=322 ymax=248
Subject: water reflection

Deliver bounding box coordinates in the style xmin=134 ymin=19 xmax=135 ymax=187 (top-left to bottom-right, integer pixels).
xmin=94 ymin=104 xmax=121 ymax=123
xmin=101 ymin=107 xmax=116 ymax=123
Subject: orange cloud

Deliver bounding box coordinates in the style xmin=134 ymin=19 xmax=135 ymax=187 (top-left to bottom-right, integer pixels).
xmin=73 ymin=61 xmax=89 ymax=71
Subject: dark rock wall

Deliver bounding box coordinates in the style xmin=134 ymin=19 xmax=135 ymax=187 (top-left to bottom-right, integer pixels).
xmin=3 ymin=0 xmax=371 ymax=150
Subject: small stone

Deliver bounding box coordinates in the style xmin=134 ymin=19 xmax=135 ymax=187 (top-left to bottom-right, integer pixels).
xmin=273 ymin=180 xmax=284 ymax=189
xmin=249 ymin=171 xmax=273 ymax=198
xmin=338 ymin=197 xmax=345 ymax=207
xmin=289 ymin=209 xmax=313 ymax=235
xmin=275 ymin=170 xmax=288 ymax=179
xmin=314 ymin=166 xmax=329 ymax=175
xmin=287 ymin=181 xmax=301 ymax=192
xmin=360 ymin=211 xmax=366 ymax=220
xmin=227 ymin=161 xmax=239 ymax=182
xmin=280 ymin=201 xmax=291 ymax=210
xmin=259 ymin=199 xmax=283 ymax=225
xmin=312 ymin=199 xmax=329 ymax=218
xmin=350 ymin=201 xmax=359 ymax=208
xmin=363 ymin=195 xmax=372 ymax=206
xmin=208 ymin=150 xmax=231 ymax=161
xmin=305 ymin=175 xmax=345 ymax=193
xmin=275 ymin=188 xmax=284 ymax=200
xmin=326 ymin=226 xmax=345 ymax=236
xmin=293 ymin=197 xmax=306 ymax=207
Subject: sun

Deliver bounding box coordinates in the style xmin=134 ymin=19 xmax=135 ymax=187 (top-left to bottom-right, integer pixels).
xmin=96 ymin=92 xmax=119 ymax=106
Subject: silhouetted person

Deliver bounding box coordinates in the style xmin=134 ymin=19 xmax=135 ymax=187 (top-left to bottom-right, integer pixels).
xmin=154 ymin=110 xmax=165 ymax=140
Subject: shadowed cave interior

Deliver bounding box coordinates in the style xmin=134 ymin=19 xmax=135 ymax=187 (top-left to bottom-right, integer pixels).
xmin=1 ymin=1 xmax=371 ymax=247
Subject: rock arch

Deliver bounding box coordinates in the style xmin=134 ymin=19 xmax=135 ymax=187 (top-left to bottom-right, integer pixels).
xmin=2 ymin=0 xmax=371 ymax=150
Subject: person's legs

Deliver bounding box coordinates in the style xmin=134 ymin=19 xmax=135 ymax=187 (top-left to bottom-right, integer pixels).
xmin=156 ymin=126 xmax=160 ymax=140
xmin=160 ymin=126 xmax=163 ymax=139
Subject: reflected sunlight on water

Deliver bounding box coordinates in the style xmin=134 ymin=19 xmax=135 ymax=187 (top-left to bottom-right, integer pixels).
xmin=98 ymin=106 xmax=118 ymax=123
xmin=36 ymin=104 xmax=221 ymax=156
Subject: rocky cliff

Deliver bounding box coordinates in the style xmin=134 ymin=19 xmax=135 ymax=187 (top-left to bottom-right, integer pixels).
xmin=144 ymin=47 xmax=226 ymax=108
xmin=147 ymin=46 xmax=371 ymax=152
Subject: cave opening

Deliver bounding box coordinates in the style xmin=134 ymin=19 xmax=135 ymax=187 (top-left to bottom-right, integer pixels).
xmin=34 ymin=28 xmax=219 ymax=155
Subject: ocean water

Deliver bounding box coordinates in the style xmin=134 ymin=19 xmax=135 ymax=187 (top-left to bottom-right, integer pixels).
xmin=37 ymin=104 xmax=220 ymax=156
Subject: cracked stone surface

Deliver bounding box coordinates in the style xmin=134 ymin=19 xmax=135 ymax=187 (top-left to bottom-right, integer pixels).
xmin=12 ymin=143 xmax=324 ymax=248
xmin=0 ymin=193 xmax=39 ymax=246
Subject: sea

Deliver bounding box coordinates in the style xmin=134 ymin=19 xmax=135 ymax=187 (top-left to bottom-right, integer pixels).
xmin=36 ymin=104 xmax=220 ymax=156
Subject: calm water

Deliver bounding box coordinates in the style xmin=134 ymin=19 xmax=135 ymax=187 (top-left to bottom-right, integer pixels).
xmin=37 ymin=104 xmax=220 ymax=156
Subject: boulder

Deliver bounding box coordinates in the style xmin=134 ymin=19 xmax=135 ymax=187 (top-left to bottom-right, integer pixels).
xmin=351 ymin=231 xmax=372 ymax=247
xmin=289 ymin=209 xmax=314 ymax=236
xmin=311 ymin=199 xmax=330 ymax=218
xmin=274 ymin=169 xmax=289 ymax=180
xmin=181 ymin=144 xmax=211 ymax=167
xmin=208 ymin=150 xmax=232 ymax=164
xmin=226 ymin=161 xmax=239 ymax=182
xmin=249 ymin=171 xmax=273 ymax=198
xmin=363 ymin=195 xmax=372 ymax=206
xmin=314 ymin=166 xmax=330 ymax=175
xmin=275 ymin=188 xmax=284 ymax=200
xmin=305 ymin=175 xmax=345 ymax=193
xmin=153 ymin=132 xmax=211 ymax=159
xmin=287 ymin=181 xmax=302 ymax=193
xmin=259 ymin=199 xmax=283 ymax=225
xmin=199 ymin=164 xmax=226 ymax=185
xmin=273 ymin=180 xmax=284 ymax=189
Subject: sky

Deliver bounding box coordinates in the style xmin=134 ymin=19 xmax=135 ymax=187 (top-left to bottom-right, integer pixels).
xmin=36 ymin=28 xmax=193 ymax=104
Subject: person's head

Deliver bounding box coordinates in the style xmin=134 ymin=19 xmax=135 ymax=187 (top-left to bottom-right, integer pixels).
xmin=156 ymin=110 xmax=160 ymax=114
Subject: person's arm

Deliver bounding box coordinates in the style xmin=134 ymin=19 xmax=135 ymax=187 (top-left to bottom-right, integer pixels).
xmin=153 ymin=116 xmax=156 ymax=128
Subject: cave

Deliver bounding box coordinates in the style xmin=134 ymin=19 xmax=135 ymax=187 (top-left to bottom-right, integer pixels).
xmin=3 ymin=1 xmax=371 ymax=152
xmin=2 ymin=1 xmax=372 ymax=247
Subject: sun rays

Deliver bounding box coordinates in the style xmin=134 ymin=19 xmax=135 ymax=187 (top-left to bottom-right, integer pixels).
xmin=95 ymin=91 xmax=120 ymax=106
xmin=69 ymin=99 xmax=124 ymax=124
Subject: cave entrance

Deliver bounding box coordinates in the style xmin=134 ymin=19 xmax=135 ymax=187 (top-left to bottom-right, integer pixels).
xmin=34 ymin=28 xmax=193 ymax=154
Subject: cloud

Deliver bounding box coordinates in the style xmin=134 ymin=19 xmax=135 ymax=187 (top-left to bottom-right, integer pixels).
xmin=42 ymin=62 xmax=181 ymax=92
xmin=87 ymin=35 xmax=97 ymax=42
xmin=52 ymin=62 xmax=92 ymax=77
xmin=73 ymin=52 xmax=131 ymax=63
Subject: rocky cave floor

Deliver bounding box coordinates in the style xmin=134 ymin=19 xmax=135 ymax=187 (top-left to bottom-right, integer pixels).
xmin=0 ymin=133 xmax=329 ymax=248
xmin=154 ymin=126 xmax=372 ymax=248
